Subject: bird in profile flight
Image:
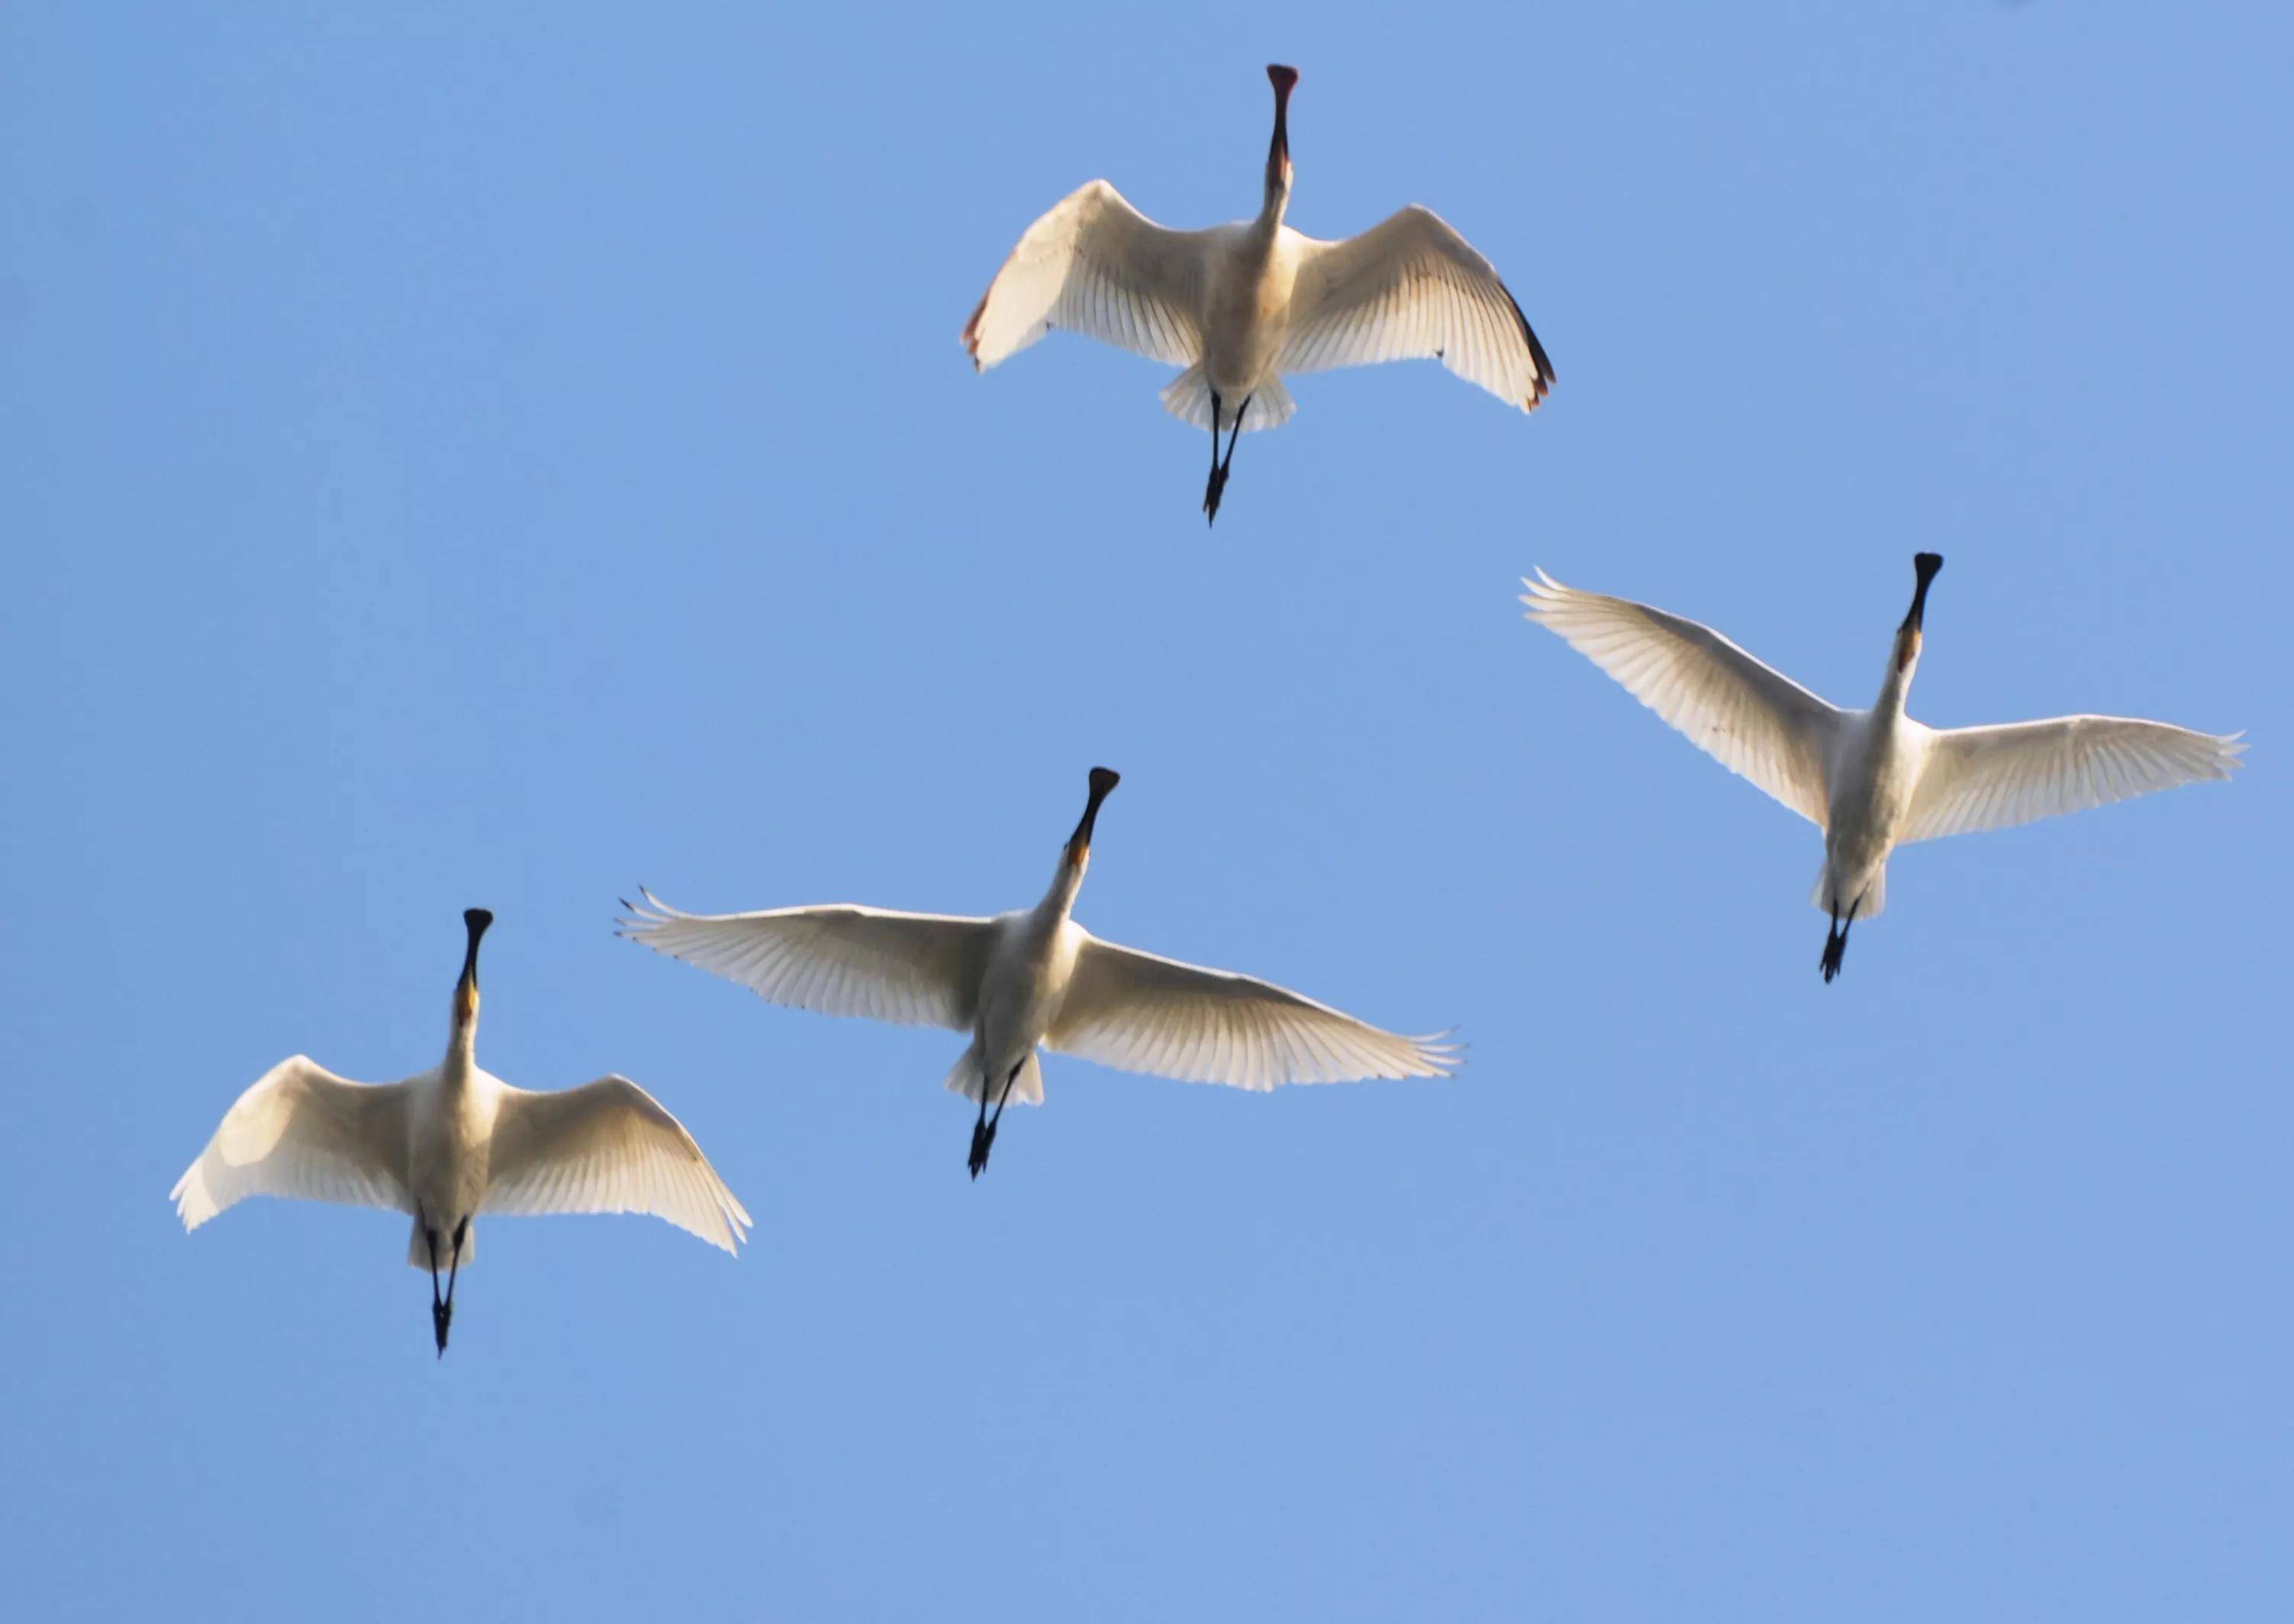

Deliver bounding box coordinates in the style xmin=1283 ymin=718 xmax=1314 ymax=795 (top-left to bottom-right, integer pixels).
xmin=1523 ymin=555 xmax=2245 ymax=982
xmin=963 ymin=63 xmax=1554 ymax=526
xmin=171 ymin=909 xmax=750 ymax=1356
xmin=620 ymin=767 xmax=1455 ymax=1178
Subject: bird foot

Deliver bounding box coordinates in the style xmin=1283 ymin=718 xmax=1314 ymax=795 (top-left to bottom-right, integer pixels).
xmin=432 ymin=1299 xmax=453 ymax=1358
xmin=1202 ymin=466 xmax=1229 ymax=527
xmin=967 ymin=1119 xmax=997 ymax=1181
xmin=1819 ymin=933 xmax=1846 ymax=984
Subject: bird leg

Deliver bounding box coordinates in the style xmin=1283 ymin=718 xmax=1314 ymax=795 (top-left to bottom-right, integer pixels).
xmin=424 ymin=1220 xmax=449 ymax=1357
xmin=968 ymin=1059 xmax=1026 ymax=1180
xmin=1203 ymin=392 xmax=1229 ymax=525
xmin=429 ymin=1216 xmax=469 ymax=1358
xmin=968 ymin=1081 xmax=991 ymax=1172
xmin=1203 ymin=395 xmax=1252 ymax=527
xmin=1819 ymin=897 xmax=1861 ymax=985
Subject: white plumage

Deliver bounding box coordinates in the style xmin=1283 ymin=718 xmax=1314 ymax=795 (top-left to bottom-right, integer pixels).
xmin=1523 ymin=557 xmax=2244 ymax=981
xmin=172 ymin=910 xmax=749 ymax=1354
xmin=620 ymin=768 xmax=1453 ymax=1177
xmin=963 ymin=66 xmax=1551 ymax=523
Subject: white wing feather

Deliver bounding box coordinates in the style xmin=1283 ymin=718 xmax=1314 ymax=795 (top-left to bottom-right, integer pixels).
xmin=1522 ymin=571 xmax=1843 ymax=825
xmin=171 ymin=1056 xmax=412 ymax=1229
xmin=964 ymin=179 xmax=1209 ymax=370
xmin=1278 ymin=205 xmax=1553 ymax=410
xmin=1902 ymin=716 xmax=2244 ymax=843
xmin=619 ymin=890 xmax=992 ymax=1030
xmin=1048 ymin=933 xmax=1455 ymax=1091
xmin=482 ymin=1076 xmax=751 ymax=1255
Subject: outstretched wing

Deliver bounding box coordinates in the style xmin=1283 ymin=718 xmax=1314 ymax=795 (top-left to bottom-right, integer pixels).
xmin=1048 ymin=932 xmax=1456 ymax=1091
xmin=1522 ymin=570 xmax=1843 ymax=825
xmin=483 ymin=1076 xmax=751 ymax=1255
xmin=620 ymin=890 xmax=995 ymax=1031
xmin=1278 ymin=205 xmax=1553 ymax=411
xmin=172 ymin=1056 xmax=412 ymax=1229
xmin=1903 ymin=716 xmax=2244 ymax=843
xmin=963 ymin=179 xmax=1210 ymax=369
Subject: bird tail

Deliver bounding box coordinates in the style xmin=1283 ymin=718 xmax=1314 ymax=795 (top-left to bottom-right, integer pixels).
xmin=940 ymin=1044 xmax=1045 ymax=1107
xmin=406 ymin=1216 xmax=478 ymax=1271
xmin=1159 ymin=366 xmax=1297 ymax=433
xmin=1810 ymin=862 xmax=1888 ymax=920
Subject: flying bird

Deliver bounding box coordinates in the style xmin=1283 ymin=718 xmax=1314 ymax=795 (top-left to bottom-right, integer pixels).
xmin=172 ymin=909 xmax=750 ymax=1356
xmin=962 ymin=64 xmax=1554 ymax=526
xmin=1522 ymin=556 xmax=2245 ymax=981
xmin=620 ymin=768 xmax=1455 ymax=1177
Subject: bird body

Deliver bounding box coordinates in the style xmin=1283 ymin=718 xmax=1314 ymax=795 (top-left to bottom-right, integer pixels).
xmin=963 ymin=65 xmax=1551 ymax=522
xmin=172 ymin=910 xmax=749 ymax=1354
xmin=621 ymin=768 xmax=1454 ymax=1175
xmin=1523 ymin=556 xmax=2244 ymax=981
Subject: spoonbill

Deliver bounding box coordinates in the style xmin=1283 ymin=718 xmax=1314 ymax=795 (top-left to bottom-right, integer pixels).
xmin=962 ymin=64 xmax=1554 ymax=525
xmin=620 ymin=768 xmax=1455 ymax=1177
xmin=1522 ymin=556 xmax=2245 ymax=982
xmin=171 ymin=909 xmax=750 ymax=1356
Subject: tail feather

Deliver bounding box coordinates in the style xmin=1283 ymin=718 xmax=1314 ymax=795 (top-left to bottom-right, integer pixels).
xmin=1810 ymin=863 xmax=1888 ymax=920
xmin=1159 ymin=366 xmax=1297 ymax=433
xmin=941 ymin=1046 xmax=1046 ymax=1107
xmin=406 ymin=1216 xmax=477 ymax=1271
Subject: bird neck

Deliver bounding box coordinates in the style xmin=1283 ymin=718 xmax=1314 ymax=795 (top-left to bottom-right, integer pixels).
xmin=1257 ymin=167 xmax=1292 ymax=233
xmin=445 ymin=991 xmax=479 ymax=1073
xmin=1875 ymin=630 xmax=1921 ymax=717
xmin=1038 ymin=849 xmax=1087 ymax=920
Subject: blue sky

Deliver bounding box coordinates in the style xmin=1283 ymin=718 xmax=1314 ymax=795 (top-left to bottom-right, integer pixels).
xmin=3 ymin=3 xmax=2287 ymax=1618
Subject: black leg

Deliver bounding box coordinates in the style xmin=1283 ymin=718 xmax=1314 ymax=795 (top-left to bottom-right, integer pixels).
xmin=1222 ymin=395 xmax=1250 ymax=472
xmin=1205 ymin=394 xmax=1250 ymax=527
xmin=424 ymin=1219 xmax=449 ymax=1357
xmin=968 ymin=1059 xmax=1026 ymax=1180
xmin=969 ymin=1076 xmax=990 ymax=1162
xmin=1819 ymin=896 xmax=1861 ymax=985
xmin=1203 ymin=392 xmax=1229 ymax=525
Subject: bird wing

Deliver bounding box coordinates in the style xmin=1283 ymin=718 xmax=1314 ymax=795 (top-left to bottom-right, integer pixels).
xmin=1900 ymin=716 xmax=2245 ymax=843
xmin=171 ymin=1055 xmax=412 ymax=1229
xmin=619 ymin=890 xmax=994 ymax=1030
xmin=1046 ymin=931 xmax=1456 ymax=1091
xmin=962 ymin=179 xmax=1210 ymax=370
xmin=1522 ymin=570 xmax=1844 ymax=826
xmin=1277 ymin=205 xmax=1553 ymax=411
xmin=482 ymin=1076 xmax=751 ymax=1254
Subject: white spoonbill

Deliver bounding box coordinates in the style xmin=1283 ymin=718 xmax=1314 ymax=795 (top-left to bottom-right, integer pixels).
xmin=962 ymin=64 xmax=1554 ymax=526
xmin=172 ymin=909 xmax=750 ymax=1356
xmin=1522 ymin=555 xmax=2245 ymax=982
xmin=620 ymin=768 xmax=1455 ymax=1177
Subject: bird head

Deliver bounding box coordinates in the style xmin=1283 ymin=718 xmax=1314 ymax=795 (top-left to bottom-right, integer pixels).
xmin=1062 ymin=766 xmax=1121 ymax=880
xmin=1894 ymin=552 xmax=1943 ymax=674
xmin=454 ymin=907 xmax=492 ymax=1033
xmin=1265 ymin=65 xmax=1299 ymax=203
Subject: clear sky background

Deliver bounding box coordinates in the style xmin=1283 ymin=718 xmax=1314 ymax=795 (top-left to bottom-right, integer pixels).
xmin=3 ymin=4 xmax=2287 ymax=1619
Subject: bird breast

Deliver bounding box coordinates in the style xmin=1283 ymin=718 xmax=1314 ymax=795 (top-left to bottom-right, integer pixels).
xmin=978 ymin=915 xmax=1083 ymax=1055
xmin=407 ymin=1066 xmax=496 ymax=1218
xmin=1827 ymin=714 xmax=1926 ymax=859
xmin=1202 ymin=231 xmax=1299 ymax=395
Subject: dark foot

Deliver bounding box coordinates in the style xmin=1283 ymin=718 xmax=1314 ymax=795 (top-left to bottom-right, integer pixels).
xmin=432 ymin=1298 xmax=452 ymax=1358
xmin=1202 ymin=465 xmax=1229 ymax=526
xmin=1819 ymin=929 xmax=1846 ymax=984
xmin=967 ymin=1117 xmax=997 ymax=1180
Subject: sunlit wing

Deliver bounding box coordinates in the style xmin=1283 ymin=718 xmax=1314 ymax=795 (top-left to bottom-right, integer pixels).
xmin=619 ymin=889 xmax=994 ymax=1030
xmin=482 ymin=1075 xmax=751 ymax=1255
xmin=1278 ymin=205 xmax=1553 ymax=410
xmin=171 ymin=1055 xmax=411 ymax=1229
xmin=1522 ymin=570 xmax=1842 ymax=825
xmin=1902 ymin=716 xmax=2244 ymax=843
xmin=963 ymin=179 xmax=1210 ymax=369
xmin=1047 ymin=932 xmax=1456 ymax=1091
